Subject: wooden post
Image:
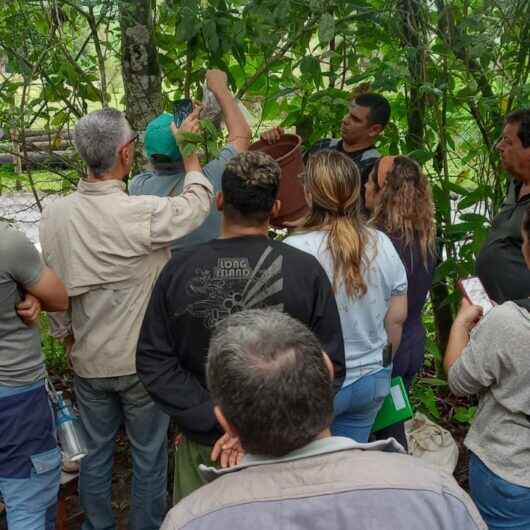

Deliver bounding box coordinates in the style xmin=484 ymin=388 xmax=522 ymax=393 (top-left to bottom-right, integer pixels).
xmin=11 ymin=129 xmax=22 ymax=191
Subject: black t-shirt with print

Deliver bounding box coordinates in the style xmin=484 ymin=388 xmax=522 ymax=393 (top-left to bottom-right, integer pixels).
xmin=137 ymin=235 xmax=346 ymax=446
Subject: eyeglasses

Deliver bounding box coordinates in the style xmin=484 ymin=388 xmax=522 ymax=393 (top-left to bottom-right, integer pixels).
xmin=120 ymin=133 xmax=139 ymax=150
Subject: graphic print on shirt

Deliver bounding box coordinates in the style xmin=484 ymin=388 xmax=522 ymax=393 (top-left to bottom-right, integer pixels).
xmin=178 ymin=246 xmax=284 ymax=328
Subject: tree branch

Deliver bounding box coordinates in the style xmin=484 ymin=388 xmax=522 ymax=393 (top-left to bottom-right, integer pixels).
xmin=236 ymin=10 xmax=371 ymax=99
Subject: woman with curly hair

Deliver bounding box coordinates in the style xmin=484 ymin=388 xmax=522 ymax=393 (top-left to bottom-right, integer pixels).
xmin=366 ymin=155 xmax=437 ymax=449
xmin=285 ymin=150 xmax=408 ymax=442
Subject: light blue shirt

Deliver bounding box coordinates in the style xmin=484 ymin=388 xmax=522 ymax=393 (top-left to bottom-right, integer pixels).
xmin=129 ymin=144 xmax=238 ymax=252
xmin=285 ymin=228 xmax=407 ymax=387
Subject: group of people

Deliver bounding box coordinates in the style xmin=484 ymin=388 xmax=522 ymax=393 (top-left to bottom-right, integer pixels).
xmin=0 ymin=67 xmax=528 ymax=530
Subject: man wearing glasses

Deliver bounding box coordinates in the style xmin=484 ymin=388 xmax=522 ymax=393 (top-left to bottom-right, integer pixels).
xmin=39 ymin=107 xmax=213 ymax=530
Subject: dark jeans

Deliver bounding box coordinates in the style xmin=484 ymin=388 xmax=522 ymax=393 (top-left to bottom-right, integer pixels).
xmin=74 ymin=374 xmax=170 ymax=530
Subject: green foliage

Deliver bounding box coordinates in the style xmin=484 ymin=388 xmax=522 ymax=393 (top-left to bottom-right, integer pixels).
xmin=176 ymin=118 xmax=223 ymax=161
xmin=39 ymin=312 xmax=69 ymax=377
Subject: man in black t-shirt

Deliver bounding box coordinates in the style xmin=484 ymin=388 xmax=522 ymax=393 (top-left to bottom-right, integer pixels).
xmin=476 ymin=108 xmax=530 ymax=309
xmin=136 ymin=151 xmax=345 ymax=503
xmin=261 ymin=93 xmax=391 ymax=213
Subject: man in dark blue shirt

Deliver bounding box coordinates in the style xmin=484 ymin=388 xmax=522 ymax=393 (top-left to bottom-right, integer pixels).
xmin=261 ymin=93 xmax=391 ymax=213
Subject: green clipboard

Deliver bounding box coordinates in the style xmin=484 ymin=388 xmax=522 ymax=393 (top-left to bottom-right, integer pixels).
xmin=372 ymin=376 xmax=413 ymax=432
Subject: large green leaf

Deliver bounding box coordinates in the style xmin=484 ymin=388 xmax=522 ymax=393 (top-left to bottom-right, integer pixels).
xmin=300 ymin=56 xmax=321 ymax=86
xmin=318 ymin=13 xmax=335 ymax=44
xmin=203 ymin=19 xmax=219 ymax=53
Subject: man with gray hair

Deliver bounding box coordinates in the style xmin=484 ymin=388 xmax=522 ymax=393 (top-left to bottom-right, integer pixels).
xmin=161 ymin=309 xmax=486 ymax=530
xmin=39 ymin=107 xmax=213 ymax=530
xmin=137 ymin=150 xmax=345 ymax=503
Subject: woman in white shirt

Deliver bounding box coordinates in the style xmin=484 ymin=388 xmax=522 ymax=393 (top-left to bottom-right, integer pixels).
xmin=285 ymin=150 xmax=408 ymax=442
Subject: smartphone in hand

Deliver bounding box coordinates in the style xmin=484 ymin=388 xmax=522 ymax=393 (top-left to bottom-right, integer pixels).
xmin=458 ymin=276 xmax=494 ymax=314
xmin=173 ymin=98 xmax=193 ymax=127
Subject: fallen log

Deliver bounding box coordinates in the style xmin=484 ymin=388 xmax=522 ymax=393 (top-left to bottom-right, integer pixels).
xmin=0 ymin=150 xmax=76 ymax=168
xmin=19 ymin=139 xmax=73 ymax=151
xmin=13 ymin=134 xmax=72 ymax=145
xmin=18 ymin=128 xmax=71 ymax=138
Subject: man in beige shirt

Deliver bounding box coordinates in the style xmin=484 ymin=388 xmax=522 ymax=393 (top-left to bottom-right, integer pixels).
xmin=40 ymin=107 xmax=213 ymax=530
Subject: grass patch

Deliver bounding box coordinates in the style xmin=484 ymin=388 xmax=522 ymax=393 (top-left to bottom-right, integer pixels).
xmin=0 ymin=166 xmax=78 ymax=193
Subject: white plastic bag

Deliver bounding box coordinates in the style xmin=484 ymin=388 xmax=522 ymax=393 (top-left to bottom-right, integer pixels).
xmin=405 ymin=412 xmax=459 ymax=474
xmin=200 ymin=83 xmax=253 ymax=128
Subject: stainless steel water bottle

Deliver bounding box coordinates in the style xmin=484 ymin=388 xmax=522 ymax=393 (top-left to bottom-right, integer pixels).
xmin=55 ymin=392 xmax=88 ymax=462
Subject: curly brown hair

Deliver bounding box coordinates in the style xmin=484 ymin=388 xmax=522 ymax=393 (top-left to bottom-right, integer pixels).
xmin=300 ymin=149 xmax=371 ymax=298
xmin=370 ymin=155 xmax=436 ymax=266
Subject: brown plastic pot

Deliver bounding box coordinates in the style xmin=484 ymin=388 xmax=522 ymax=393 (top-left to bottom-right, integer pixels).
xmin=249 ymin=134 xmax=308 ymax=228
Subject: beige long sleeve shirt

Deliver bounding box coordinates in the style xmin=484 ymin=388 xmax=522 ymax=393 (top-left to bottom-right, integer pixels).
xmin=40 ymin=171 xmax=213 ymax=378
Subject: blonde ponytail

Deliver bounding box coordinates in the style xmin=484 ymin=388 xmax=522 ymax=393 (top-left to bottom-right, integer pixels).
xmin=328 ymin=216 xmax=369 ymax=297
xmin=299 ymin=149 xmax=371 ymax=298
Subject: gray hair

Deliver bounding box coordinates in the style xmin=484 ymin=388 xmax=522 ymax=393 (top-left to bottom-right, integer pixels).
xmin=73 ymin=108 xmax=131 ymax=176
xmin=207 ymin=309 xmax=333 ymax=457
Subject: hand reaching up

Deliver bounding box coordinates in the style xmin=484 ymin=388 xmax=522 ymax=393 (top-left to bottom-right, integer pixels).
xmin=206 ymin=69 xmax=228 ymax=95
xmin=260 ymin=127 xmax=284 ymax=144
xmin=171 ymin=105 xmax=202 ymax=140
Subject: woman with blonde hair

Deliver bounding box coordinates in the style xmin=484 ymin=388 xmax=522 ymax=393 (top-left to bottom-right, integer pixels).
xmin=285 ymin=150 xmax=408 ymax=442
xmin=366 ymin=155 xmax=436 ymax=449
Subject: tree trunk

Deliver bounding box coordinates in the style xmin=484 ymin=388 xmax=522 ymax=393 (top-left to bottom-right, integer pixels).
xmin=119 ymin=0 xmax=163 ymax=132
xmin=399 ymin=0 xmax=454 ymax=354
xmin=398 ymin=0 xmax=426 ymax=152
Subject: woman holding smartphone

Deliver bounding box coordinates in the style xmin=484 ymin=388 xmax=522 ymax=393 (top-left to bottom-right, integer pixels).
xmin=365 ymin=155 xmax=437 ymax=448
xmin=284 ymin=150 xmax=408 ymax=442
xmin=444 ymin=204 xmax=530 ymax=530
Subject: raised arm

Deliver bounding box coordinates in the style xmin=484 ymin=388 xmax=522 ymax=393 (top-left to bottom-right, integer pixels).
xmin=206 ymin=69 xmax=251 ymax=153
xmin=148 ymin=109 xmax=214 ymax=248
